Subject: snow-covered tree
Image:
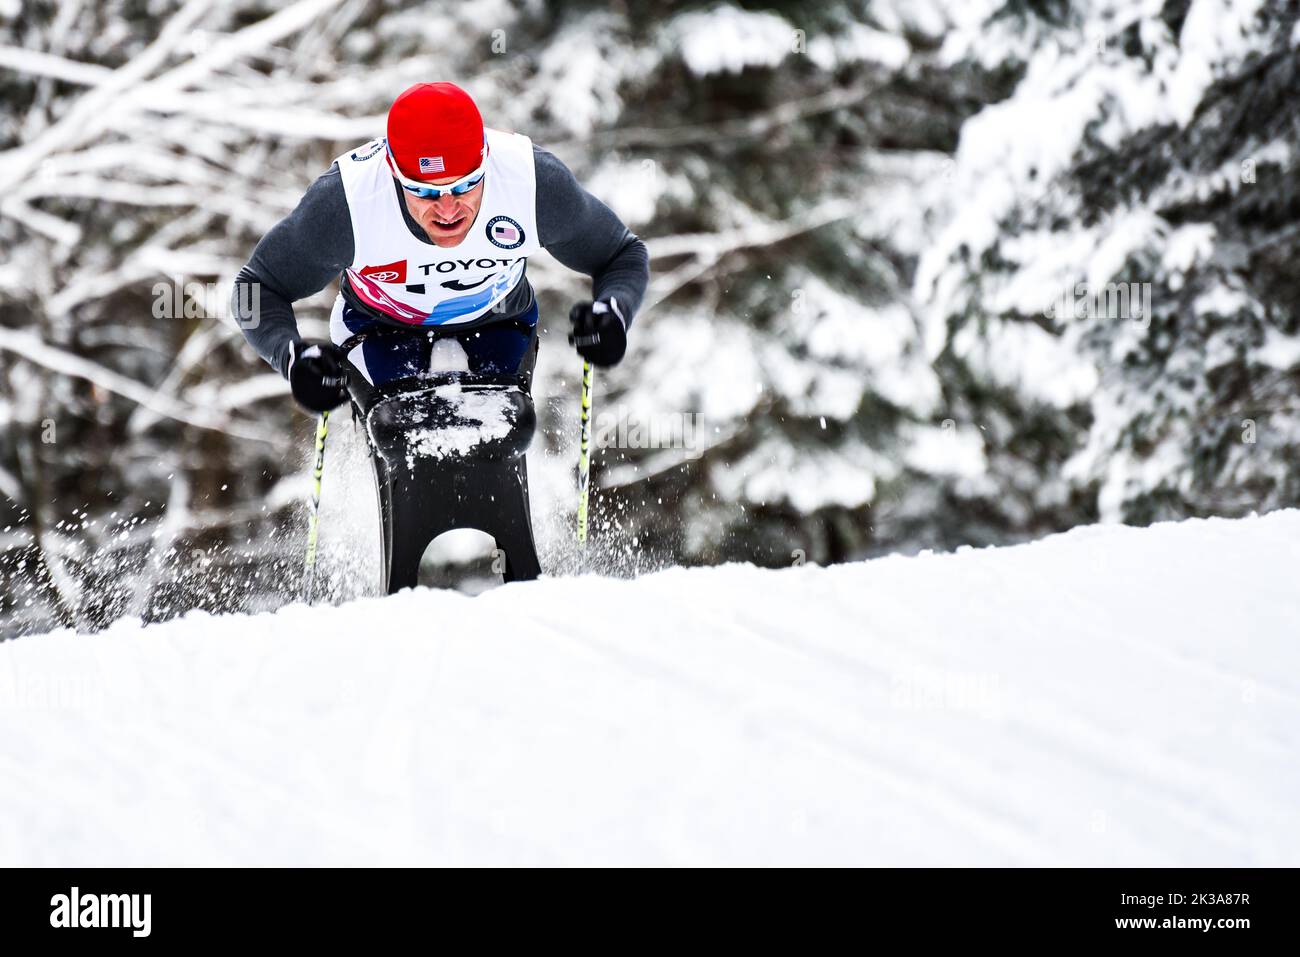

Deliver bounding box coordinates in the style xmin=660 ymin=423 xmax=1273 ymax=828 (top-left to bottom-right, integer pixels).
xmin=2 ymin=0 xmax=1297 ymax=636
xmin=917 ymin=0 xmax=1300 ymax=537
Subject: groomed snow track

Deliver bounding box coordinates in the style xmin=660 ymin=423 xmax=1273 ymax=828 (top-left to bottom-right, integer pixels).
xmin=2 ymin=511 xmax=1298 ymax=866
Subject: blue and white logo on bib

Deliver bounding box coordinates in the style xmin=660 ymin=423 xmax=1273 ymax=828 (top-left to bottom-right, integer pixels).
xmin=486 ymin=215 xmax=525 ymax=250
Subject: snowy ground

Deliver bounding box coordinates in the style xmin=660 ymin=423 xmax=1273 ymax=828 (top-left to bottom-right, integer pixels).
xmin=2 ymin=510 xmax=1298 ymax=866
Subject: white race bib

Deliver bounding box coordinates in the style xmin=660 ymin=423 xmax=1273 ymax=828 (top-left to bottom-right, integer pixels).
xmin=334 ymin=128 xmax=540 ymax=327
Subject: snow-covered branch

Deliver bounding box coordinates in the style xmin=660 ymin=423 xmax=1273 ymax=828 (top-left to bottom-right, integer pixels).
xmin=0 ymin=327 xmax=278 ymax=445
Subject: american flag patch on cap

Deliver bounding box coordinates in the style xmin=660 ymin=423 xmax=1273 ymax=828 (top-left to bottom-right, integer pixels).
xmin=419 ymin=156 xmax=445 ymax=174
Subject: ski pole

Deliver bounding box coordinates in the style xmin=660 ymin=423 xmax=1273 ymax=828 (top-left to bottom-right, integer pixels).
xmin=303 ymin=409 xmax=330 ymax=601
xmin=576 ymin=359 xmax=594 ymax=546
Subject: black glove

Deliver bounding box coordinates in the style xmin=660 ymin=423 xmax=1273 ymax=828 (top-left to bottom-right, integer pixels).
xmin=287 ymin=340 xmax=349 ymax=412
xmin=568 ymin=298 xmax=627 ymax=367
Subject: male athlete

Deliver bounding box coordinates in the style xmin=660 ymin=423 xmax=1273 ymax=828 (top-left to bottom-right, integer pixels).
xmin=231 ymin=81 xmax=649 ymax=411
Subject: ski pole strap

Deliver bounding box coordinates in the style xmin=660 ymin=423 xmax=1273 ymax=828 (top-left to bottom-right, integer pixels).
xmin=577 ymin=360 xmax=593 ymax=545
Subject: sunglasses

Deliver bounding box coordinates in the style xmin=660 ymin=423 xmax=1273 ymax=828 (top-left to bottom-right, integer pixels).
xmin=386 ymin=141 xmax=488 ymax=198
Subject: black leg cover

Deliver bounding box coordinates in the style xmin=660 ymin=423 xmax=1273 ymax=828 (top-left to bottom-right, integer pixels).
xmin=354 ymin=372 xmax=542 ymax=593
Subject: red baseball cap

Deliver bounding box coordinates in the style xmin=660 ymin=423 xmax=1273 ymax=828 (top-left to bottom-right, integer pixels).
xmin=386 ymin=82 xmax=485 ymax=182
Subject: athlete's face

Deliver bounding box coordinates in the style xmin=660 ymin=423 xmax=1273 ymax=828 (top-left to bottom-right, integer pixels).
xmin=401 ymin=176 xmax=485 ymax=248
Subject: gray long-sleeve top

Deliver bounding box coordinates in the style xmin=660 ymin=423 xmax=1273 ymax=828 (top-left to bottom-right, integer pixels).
xmin=231 ymin=145 xmax=650 ymax=376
